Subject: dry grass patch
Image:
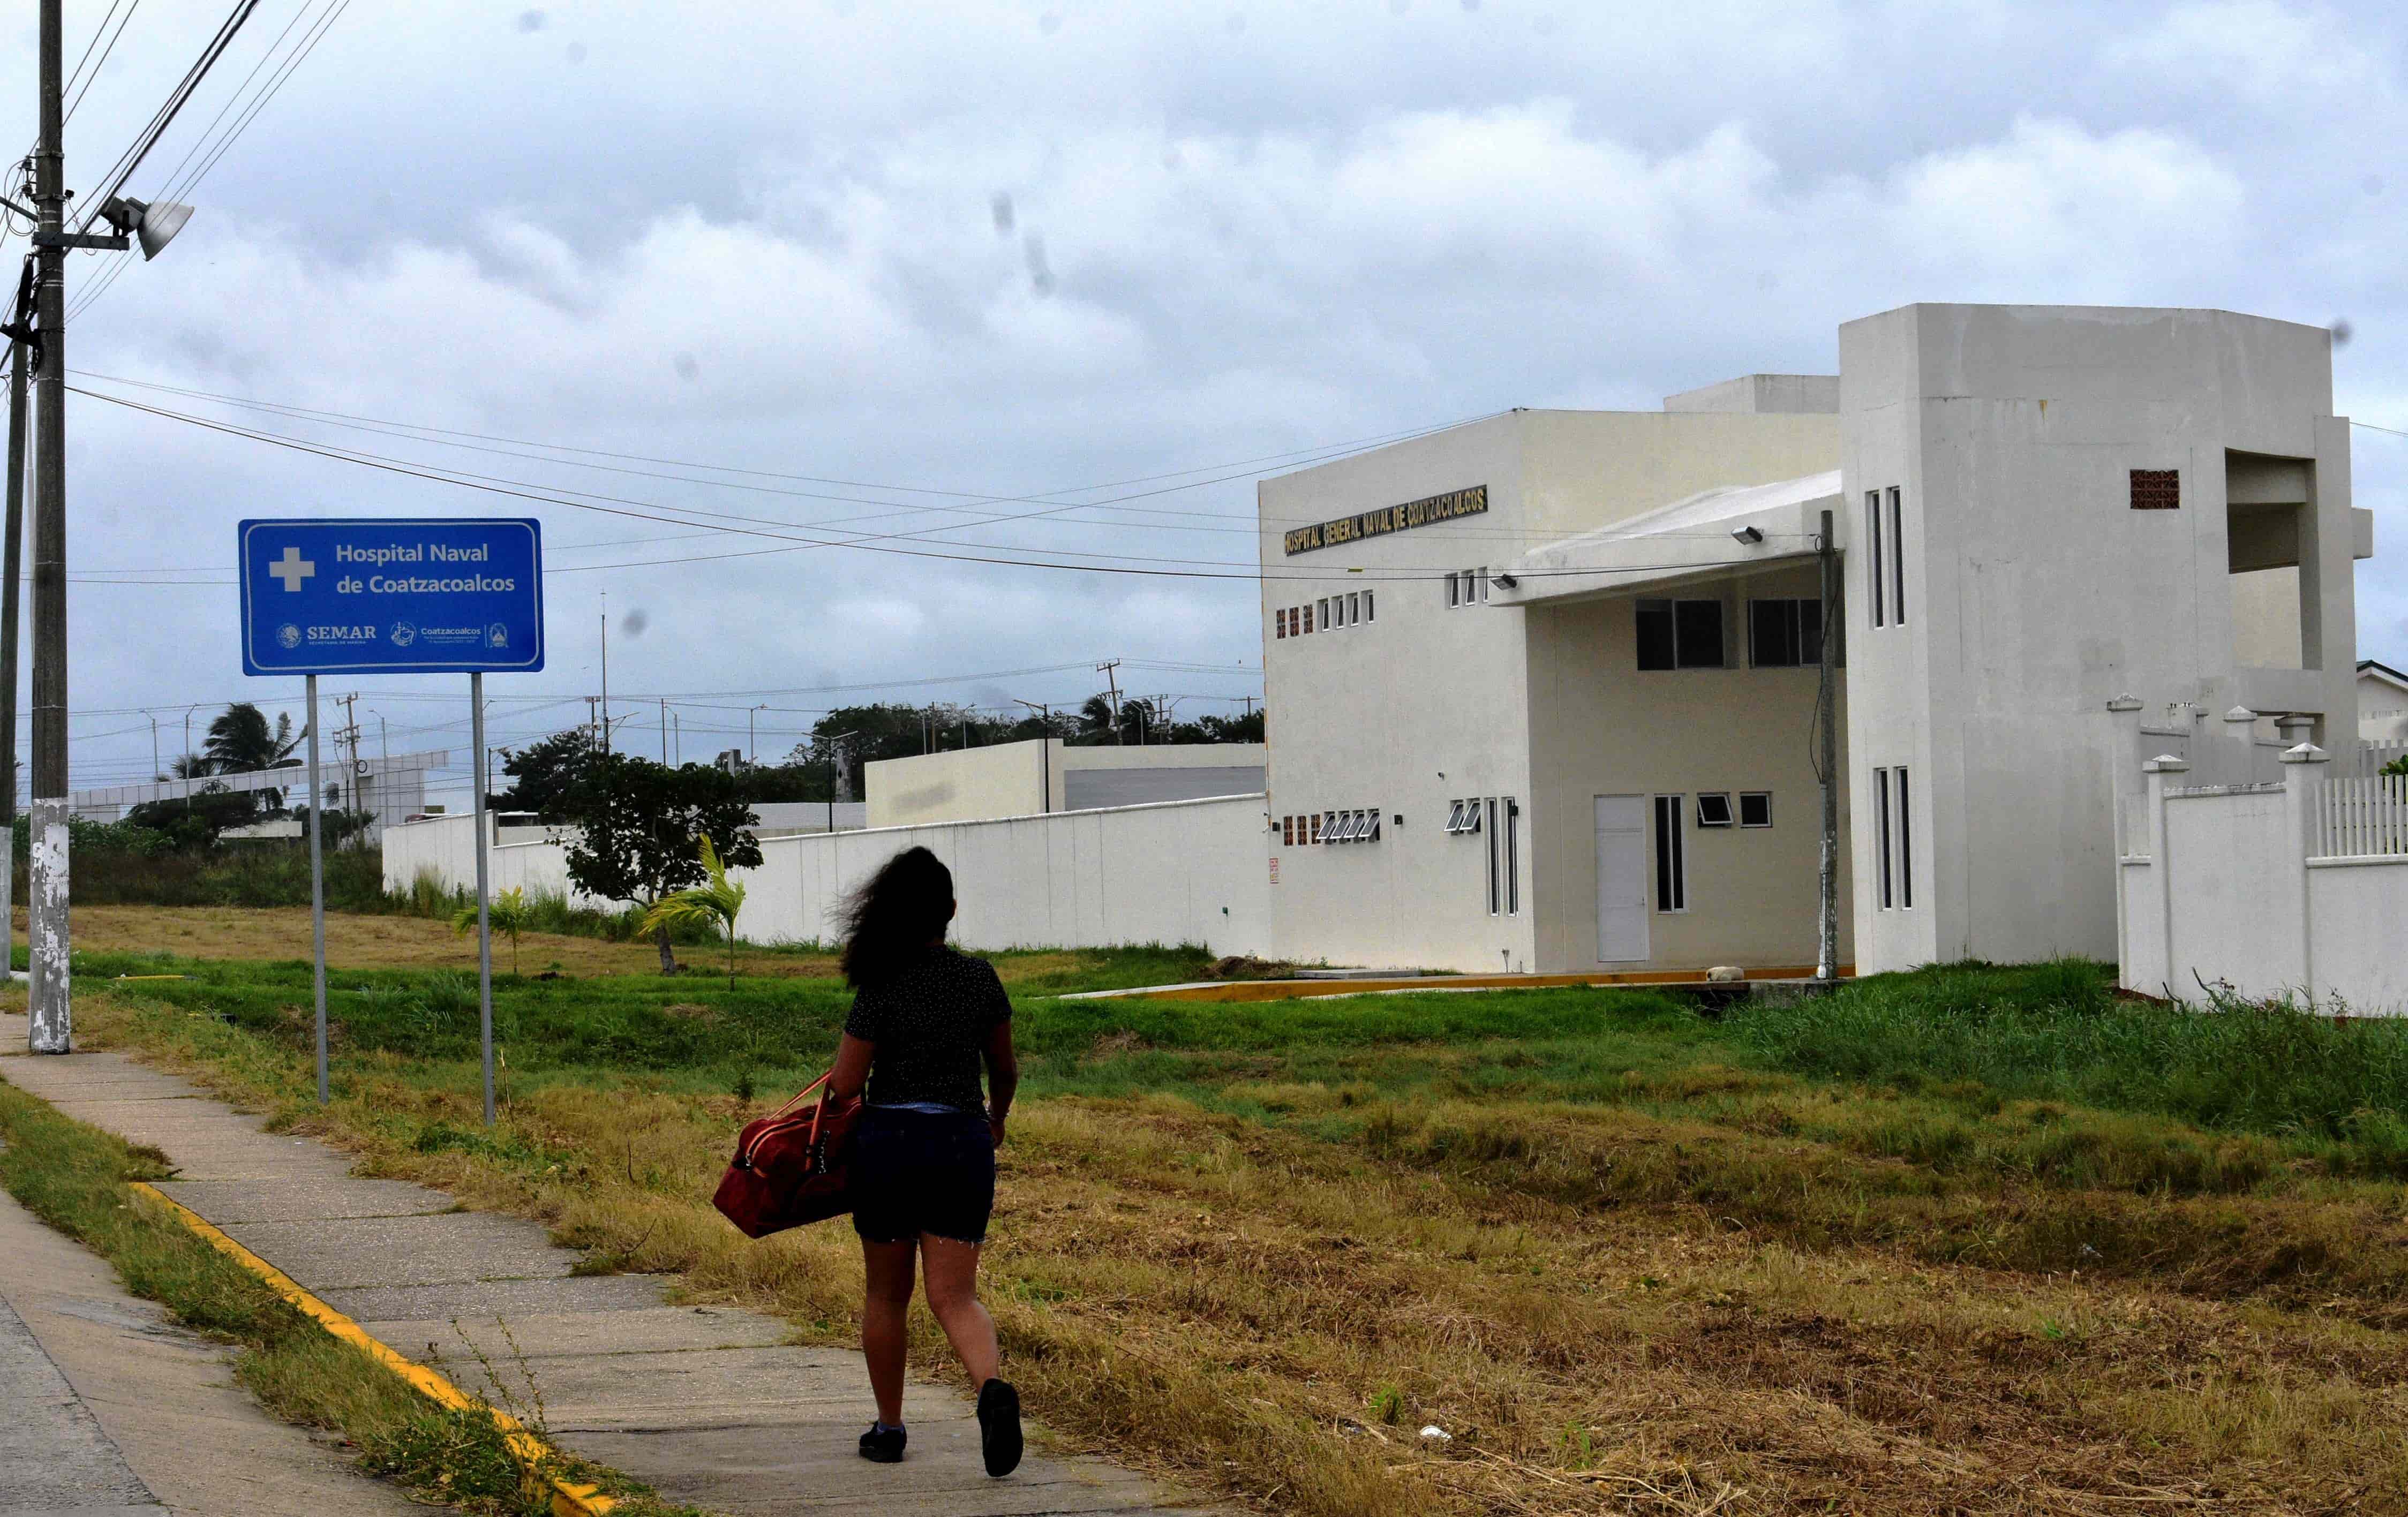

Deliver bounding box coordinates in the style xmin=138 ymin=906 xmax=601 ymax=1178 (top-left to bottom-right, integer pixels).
xmin=73 ymin=988 xmax=2408 ymax=1517
xmin=41 ymin=904 xmax=810 ymax=978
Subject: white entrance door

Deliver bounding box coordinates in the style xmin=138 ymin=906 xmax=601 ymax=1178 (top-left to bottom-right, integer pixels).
xmin=1594 ymin=795 xmax=1649 ymax=962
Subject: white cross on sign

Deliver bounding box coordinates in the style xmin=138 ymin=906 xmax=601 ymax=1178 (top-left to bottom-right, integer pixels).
xmin=268 ymin=546 xmax=315 ymax=592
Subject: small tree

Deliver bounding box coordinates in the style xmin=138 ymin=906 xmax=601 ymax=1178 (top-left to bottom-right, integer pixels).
xmin=643 ymin=836 xmax=748 ymax=988
xmin=452 ymin=885 xmax=532 ymax=975
xmin=558 ymin=753 xmax=761 ymax=973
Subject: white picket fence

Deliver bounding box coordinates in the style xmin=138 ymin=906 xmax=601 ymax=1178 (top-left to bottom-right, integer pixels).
xmin=2315 ymin=774 xmax=2408 ymax=858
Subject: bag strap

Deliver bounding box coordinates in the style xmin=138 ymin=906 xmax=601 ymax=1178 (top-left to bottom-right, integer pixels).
xmin=766 ymin=1068 xmax=832 ymax=1122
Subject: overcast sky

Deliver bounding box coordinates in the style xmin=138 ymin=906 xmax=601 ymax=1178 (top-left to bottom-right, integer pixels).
xmin=3 ymin=0 xmax=2403 ymax=801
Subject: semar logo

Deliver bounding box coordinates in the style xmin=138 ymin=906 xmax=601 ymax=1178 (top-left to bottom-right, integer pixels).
xmin=276 ymin=623 xmax=302 ymax=650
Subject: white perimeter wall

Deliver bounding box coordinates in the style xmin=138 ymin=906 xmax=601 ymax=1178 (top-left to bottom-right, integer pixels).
xmin=385 ymin=794 xmax=1271 ymax=955
xmin=2117 ymin=775 xmax=2408 ymax=1016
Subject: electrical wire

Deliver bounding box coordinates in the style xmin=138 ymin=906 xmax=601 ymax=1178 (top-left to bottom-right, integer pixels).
xmin=71 ymin=369 xmax=1506 ymax=533
xmin=66 ymin=372 xmax=1781 ymax=548
xmin=74 ymin=0 xmax=258 ymax=236
xmin=61 ymin=0 xmax=145 ymax=125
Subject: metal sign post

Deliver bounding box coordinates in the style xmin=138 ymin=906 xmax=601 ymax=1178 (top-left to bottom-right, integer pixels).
xmin=238 ymin=517 xmax=544 ymax=1115
xmin=306 ymin=675 xmax=328 ymax=1102
xmin=470 ymin=671 xmax=494 ymax=1124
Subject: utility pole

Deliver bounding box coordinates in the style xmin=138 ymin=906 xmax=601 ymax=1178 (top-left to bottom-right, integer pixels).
xmin=333 ymin=691 xmax=362 ymax=844
xmin=584 ymin=695 xmax=599 ymax=747
xmin=1096 ymin=659 xmax=1123 ymax=745
xmin=1816 ymin=507 xmax=1841 ymax=983
xmin=1012 ymin=700 xmax=1052 ymax=813
xmin=659 ymin=697 xmax=667 ymax=764
xmin=1 ymin=318 xmax=26 ymax=989
xmin=749 ymin=703 xmax=766 ymax=765
xmin=597 ymin=594 xmax=610 ymax=756
xmin=671 ymin=709 xmax=680 ymax=766
xmin=28 ymin=0 xmax=70 ymax=1052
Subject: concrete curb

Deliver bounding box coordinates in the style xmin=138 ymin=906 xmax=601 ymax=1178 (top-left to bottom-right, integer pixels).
xmin=1062 ymin=963 xmax=1857 ymax=1002
xmin=129 ymin=1181 xmax=619 ymax=1517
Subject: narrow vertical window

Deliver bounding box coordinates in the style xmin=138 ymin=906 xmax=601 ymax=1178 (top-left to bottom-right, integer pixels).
xmin=1896 ymin=767 xmax=1913 ymax=909
xmin=1874 ymin=767 xmax=1894 ymax=909
xmin=1886 ymin=487 xmax=1906 ymax=628
xmin=1302 ymin=603 xmax=1312 ymax=634
xmin=1652 ymin=795 xmax=1686 ymax=912
xmin=1364 ymin=590 xmax=1375 ymax=622
xmin=1310 ymin=812 xmax=1321 ymax=843
xmin=1867 ymin=490 xmax=1885 ymax=628
xmin=1275 ymin=609 xmax=1287 ymax=639
xmin=1478 ymin=568 xmax=1490 ymax=603
xmin=1504 ymin=798 xmax=1519 ymax=915
xmin=1348 ymin=591 xmax=1360 ymax=625
xmin=1486 ymin=798 xmax=1501 ymax=914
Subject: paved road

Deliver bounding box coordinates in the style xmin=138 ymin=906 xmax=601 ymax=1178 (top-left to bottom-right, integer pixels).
xmin=0 ymin=1020 xmax=1195 ymax=1516
xmin=0 ymin=1136 xmax=427 ymax=1515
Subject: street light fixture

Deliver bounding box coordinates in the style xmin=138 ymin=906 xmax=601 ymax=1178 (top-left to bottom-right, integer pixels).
xmin=96 ymin=196 xmax=194 ymax=261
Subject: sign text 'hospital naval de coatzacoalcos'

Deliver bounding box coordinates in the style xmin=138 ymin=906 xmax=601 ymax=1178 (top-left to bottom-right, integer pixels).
xmin=1280 ymin=484 xmax=1487 ymax=556
xmin=239 ymin=517 xmax=545 ymax=676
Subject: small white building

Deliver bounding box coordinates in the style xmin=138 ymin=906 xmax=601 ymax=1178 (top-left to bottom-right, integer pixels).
xmin=2360 ymin=660 xmax=2408 ymax=744
xmin=1260 ymin=304 xmax=2375 ymax=976
xmin=865 ymin=740 xmax=1266 ymax=828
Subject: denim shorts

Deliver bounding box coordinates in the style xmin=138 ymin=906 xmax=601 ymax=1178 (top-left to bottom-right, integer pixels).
xmin=849 ymin=1105 xmax=997 ymax=1246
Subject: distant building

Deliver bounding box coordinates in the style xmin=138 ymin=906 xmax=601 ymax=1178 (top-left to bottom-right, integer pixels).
xmin=864 ymin=740 xmax=1266 ymax=828
xmin=2361 ymin=660 xmax=2408 ymax=744
xmin=1260 ymin=304 xmax=2373 ymax=976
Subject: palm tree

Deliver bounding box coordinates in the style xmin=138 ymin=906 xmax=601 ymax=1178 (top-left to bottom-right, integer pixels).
xmin=204 ymin=703 xmax=303 ymax=773
xmin=452 ymin=886 xmax=532 ymax=975
xmin=642 ymin=835 xmax=747 ymax=988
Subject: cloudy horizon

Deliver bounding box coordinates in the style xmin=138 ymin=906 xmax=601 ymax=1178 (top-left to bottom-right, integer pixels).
xmin=4 ymin=0 xmax=2402 ymax=803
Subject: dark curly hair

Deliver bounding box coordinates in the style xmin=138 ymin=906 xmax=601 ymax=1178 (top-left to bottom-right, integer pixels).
xmin=836 ymin=846 xmax=955 ymax=987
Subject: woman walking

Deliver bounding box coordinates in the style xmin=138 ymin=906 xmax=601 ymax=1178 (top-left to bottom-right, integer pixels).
xmin=826 ymin=846 xmax=1023 ymax=1476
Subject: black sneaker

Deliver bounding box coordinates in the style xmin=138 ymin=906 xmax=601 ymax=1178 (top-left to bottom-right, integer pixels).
xmin=859 ymin=1422 xmax=906 ymax=1463
xmin=976 ymin=1378 xmax=1022 ymax=1477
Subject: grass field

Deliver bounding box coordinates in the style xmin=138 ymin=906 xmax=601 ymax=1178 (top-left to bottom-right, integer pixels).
xmin=21 ymin=909 xmax=2408 ymax=1514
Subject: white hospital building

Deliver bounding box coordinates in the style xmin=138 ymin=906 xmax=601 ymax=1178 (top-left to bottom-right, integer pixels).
xmin=1259 ymin=303 xmax=2373 ymax=977
xmin=394 ymin=301 xmax=2391 ymax=998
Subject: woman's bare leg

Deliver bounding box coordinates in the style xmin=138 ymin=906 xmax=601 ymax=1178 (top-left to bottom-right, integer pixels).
xmin=916 ymin=1234 xmax=1000 ymax=1385
xmin=860 ymin=1237 xmax=918 ymax=1425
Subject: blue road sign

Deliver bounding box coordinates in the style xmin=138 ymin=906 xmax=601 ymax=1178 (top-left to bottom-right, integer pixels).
xmin=239 ymin=518 xmax=545 ymax=676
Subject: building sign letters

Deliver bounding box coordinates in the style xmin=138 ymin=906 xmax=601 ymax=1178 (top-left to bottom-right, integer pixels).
xmin=1282 ymin=484 xmax=1487 ymax=556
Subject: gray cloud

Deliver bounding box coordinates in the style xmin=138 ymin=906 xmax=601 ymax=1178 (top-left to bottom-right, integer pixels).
xmin=2 ymin=0 xmax=2403 ymax=794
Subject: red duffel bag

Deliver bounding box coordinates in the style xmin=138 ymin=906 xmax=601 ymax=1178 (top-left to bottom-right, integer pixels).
xmin=712 ymin=1070 xmax=862 ymax=1238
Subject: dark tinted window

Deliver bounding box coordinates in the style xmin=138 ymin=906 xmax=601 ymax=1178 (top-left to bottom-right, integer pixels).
xmin=1636 ymin=600 xmax=1675 ymax=670
xmin=1748 ymin=598 xmax=1825 ymax=668
xmin=1673 ymin=600 xmax=1724 ymax=668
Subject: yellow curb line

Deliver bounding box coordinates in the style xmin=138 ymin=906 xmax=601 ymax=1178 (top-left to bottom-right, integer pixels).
xmin=129 ymin=1181 xmax=617 ymax=1516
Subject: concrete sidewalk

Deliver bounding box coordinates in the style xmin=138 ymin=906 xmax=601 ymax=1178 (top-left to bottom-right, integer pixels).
xmin=0 ymin=1163 xmax=428 ymax=1515
xmin=1 ymin=1021 xmax=1194 ymax=1516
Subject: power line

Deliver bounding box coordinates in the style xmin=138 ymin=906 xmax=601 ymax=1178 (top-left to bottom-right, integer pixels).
xmin=76 ymin=386 xmax=1771 ymax=588
xmin=67 ymin=371 xmax=1705 ymax=545
xmin=61 ymin=0 xmax=144 ymax=125
xmin=74 ymin=0 xmax=259 ymax=235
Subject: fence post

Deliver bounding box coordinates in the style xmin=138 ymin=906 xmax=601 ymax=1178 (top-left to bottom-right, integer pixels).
xmin=2142 ymin=754 xmax=2187 ymax=998
xmin=2106 ymin=695 xmax=2144 ymax=853
xmin=2220 ymin=705 xmax=2258 ymax=785
xmin=2281 ymin=742 xmax=2328 ymax=1008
